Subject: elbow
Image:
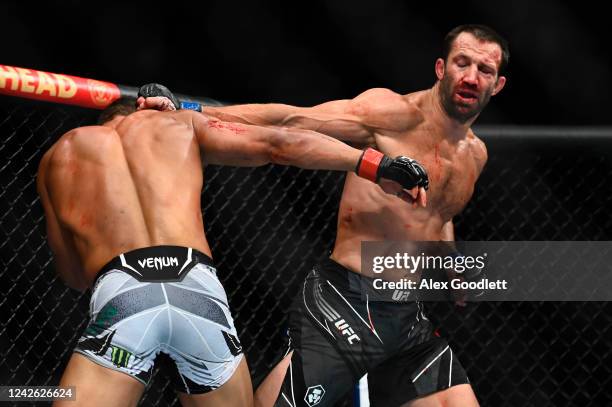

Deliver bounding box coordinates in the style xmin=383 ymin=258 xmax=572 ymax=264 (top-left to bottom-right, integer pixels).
xmin=267 ymin=128 xmax=304 ymax=166
xmin=55 ymin=265 xmax=88 ymax=292
xmin=281 ymin=114 xmax=303 ymax=127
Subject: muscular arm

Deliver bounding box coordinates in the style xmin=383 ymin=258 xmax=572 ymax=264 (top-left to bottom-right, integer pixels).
xmin=37 ymin=149 xmax=87 ymax=292
xmin=203 ymin=100 xmax=371 ymax=145
xmin=202 ymin=103 xmax=301 ymax=127
xmin=203 ymin=88 xmax=414 ymax=146
xmin=191 ymin=113 xmax=362 ymax=172
xmin=185 ymin=111 xmax=429 ymax=204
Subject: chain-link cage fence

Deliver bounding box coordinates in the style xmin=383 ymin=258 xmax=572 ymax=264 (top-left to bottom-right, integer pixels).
xmin=0 ymin=96 xmax=611 ymax=406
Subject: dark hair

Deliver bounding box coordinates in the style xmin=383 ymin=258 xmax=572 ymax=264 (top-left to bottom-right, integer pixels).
xmin=97 ymin=97 xmax=137 ymax=124
xmin=442 ymin=24 xmax=510 ymax=75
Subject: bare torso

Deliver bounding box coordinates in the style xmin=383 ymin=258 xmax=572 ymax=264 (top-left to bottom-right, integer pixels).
xmin=331 ymin=89 xmax=486 ymax=274
xmin=42 ymin=110 xmax=209 ymax=287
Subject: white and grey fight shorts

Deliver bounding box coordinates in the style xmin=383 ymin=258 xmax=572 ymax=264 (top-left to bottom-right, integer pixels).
xmin=74 ymin=246 xmax=243 ymax=394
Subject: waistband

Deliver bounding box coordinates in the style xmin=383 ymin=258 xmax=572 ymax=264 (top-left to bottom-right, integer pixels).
xmin=315 ymin=257 xmax=365 ymax=293
xmin=95 ymin=246 xmax=213 ymax=284
xmin=315 ymin=257 xmax=416 ymax=302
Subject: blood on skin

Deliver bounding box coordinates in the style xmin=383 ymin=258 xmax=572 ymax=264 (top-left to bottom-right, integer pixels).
xmin=207 ymin=119 xmax=247 ymax=134
xmin=346 ymin=207 xmax=352 ymax=223
xmin=431 ymin=144 xmax=442 ymax=182
xmin=79 ymin=213 xmax=92 ymax=228
xmin=66 ymin=200 xmax=75 ymax=215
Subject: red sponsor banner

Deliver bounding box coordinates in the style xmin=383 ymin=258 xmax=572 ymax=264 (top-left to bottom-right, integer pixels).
xmin=0 ymin=65 xmax=121 ymax=109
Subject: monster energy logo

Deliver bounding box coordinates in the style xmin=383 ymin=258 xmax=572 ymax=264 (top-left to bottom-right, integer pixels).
xmin=111 ymin=346 xmax=132 ymax=368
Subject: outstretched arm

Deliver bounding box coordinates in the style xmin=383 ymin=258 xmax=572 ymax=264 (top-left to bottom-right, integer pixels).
xmin=202 ymin=88 xmax=414 ymax=146
xmin=203 ymin=100 xmax=372 ymax=145
xmin=189 ymin=113 xmax=428 ymax=205
xmin=192 ymin=113 xmax=362 ymax=171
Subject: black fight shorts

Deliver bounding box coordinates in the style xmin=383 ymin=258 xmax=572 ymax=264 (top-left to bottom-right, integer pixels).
xmin=273 ymin=257 xmax=469 ymax=407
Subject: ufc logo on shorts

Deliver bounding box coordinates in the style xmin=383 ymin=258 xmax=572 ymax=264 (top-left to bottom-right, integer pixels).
xmin=392 ymin=289 xmax=411 ymax=301
xmin=334 ymin=319 xmax=360 ymax=344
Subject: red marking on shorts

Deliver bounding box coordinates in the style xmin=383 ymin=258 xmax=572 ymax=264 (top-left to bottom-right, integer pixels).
xmin=207 ymin=119 xmax=247 ymax=134
xmin=434 ymin=329 xmax=441 ymax=337
xmin=367 ymin=305 xmax=376 ymax=333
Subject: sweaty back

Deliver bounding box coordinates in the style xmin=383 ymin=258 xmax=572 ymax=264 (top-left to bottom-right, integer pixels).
xmin=45 ymin=109 xmax=209 ymax=280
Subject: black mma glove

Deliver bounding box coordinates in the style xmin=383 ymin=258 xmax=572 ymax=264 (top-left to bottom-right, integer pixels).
xmin=355 ymin=147 xmax=429 ymax=191
xmin=138 ymin=83 xmax=181 ymax=110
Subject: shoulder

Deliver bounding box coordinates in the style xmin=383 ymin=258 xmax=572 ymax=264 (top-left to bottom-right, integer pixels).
xmin=37 ymin=127 xmax=98 ymax=186
xmin=353 ymin=88 xmax=415 ymax=111
xmin=350 ymin=88 xmax=424 ymax=129
xmin=60 ymin=125 xmax=118 ymax=146
xmin=48 ymin=125 xmax=121 ymax=164
xmin=354 ymin=87 xmax=404 ymax=102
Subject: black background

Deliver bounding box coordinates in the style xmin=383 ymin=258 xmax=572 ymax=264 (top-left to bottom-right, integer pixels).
xmin=2 ymin=2 xmax=612 ymax=406
xmin=2 ymin=0 xmax=611 ymax=125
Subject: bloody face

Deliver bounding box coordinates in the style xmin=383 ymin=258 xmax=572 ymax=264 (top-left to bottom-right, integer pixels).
xmin=438 ymin=32 xmax=503 ymax=123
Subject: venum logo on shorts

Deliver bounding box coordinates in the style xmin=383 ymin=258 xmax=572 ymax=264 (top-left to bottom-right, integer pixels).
xmin=334 ymin=319 xmax=360 ymax=345
xmin=304 ymin=385 xmax=325 ymax=407
xmin=137 ymin=257 xmax=179 ymax=270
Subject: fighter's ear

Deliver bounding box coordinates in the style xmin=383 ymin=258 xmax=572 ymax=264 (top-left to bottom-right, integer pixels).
xmin=435 ymin=58 xmax=445 ymax=81
xmin=492 ymin=76 xmax=506 ymax=96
